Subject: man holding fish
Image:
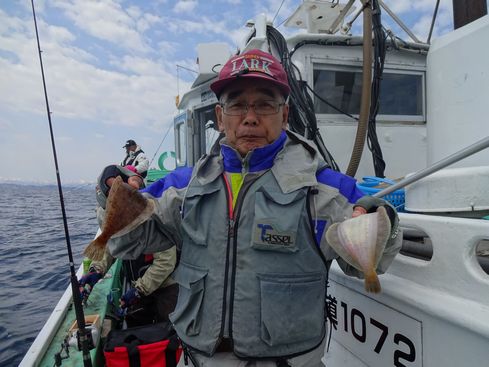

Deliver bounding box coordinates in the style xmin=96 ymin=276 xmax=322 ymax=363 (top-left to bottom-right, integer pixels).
xmin=85 ymin=49 xmax=401 ymax=367
xmin=83 ymin=166 xmax=178 ymax=327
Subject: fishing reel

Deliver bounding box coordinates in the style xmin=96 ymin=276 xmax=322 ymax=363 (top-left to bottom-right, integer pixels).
xmin=53 ymin=328 xmax=96 ymax=366
xmin=70 ymin=327 xmax=96 ymax=352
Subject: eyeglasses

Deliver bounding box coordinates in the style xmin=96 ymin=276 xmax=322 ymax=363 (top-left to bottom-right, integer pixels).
xmin=220 ymin=100 xmax=285 ymax=116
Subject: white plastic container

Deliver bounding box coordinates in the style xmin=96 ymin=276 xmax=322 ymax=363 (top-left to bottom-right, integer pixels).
xmin=405 ymin=166 xmax=489 ymax=213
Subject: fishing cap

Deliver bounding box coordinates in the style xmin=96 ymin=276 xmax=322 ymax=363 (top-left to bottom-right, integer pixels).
xmin=210 ymin=49 xmax=290 ymax=98
xmin=123 ymin=139 xmax=137 ymax=148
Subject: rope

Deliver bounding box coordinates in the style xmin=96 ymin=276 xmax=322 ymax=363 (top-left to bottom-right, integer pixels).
xmin=367 ymin=0 xmax=387 ymax=178
xmin=266 ymin=26 xmax=340 ymax=171
xmin=149 ymin=122 xmax=173 ymax=168
xmin=272 ymin=0 xmax=286 ymax=25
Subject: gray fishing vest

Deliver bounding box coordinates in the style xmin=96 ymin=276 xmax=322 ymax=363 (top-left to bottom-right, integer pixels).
xmin=170 ymin=154 xmax=328 ymax=359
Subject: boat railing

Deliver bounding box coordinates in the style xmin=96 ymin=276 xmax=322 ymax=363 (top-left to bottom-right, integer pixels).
xmin=326 ymin=212 xmax=489 ymax=366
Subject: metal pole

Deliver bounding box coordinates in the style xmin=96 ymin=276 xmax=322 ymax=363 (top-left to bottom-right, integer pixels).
xmin=327 ymin=0 xmax=356 ymax=34
xmin=427 ymin=0 xmax=441 ymax=44
xmin=373 ymin=136 xmax=489 ymax=198
xmin=378 ymin=0 xmax=422 ymax=43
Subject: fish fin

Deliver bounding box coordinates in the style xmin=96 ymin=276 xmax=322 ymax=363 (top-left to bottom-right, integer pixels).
xmin=364 ymin=270 xmax=381 ymax=293
xmin=373 ymin=206 xmax=391 ymax=266
xmin=83 ymin=237 xmax=106 ymax=261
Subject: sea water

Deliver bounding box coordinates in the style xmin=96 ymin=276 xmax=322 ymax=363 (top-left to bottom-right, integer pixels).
xmin=0 ymin=183 xmax=98 ymax=366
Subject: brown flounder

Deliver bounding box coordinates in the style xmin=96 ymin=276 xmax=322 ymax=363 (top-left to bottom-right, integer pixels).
xmin=326 ymin=206 xmax=391 ymax=293
xmin=83 ymin=176 xmax=154 ymax=261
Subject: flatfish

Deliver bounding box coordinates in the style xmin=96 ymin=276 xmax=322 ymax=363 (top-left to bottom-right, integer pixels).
xmin=326 ymin=206 xmax=391 ymax=293
xmin=83 ymin=176 xmax=154 ymax=261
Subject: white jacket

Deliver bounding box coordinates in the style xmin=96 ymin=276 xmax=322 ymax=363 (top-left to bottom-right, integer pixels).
xmin=121 ymin=145 xmax=149 ymax=175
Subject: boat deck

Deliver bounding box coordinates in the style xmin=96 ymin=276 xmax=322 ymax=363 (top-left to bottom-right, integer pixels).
xmin=32 ymin=260 xmax=122 ymax=367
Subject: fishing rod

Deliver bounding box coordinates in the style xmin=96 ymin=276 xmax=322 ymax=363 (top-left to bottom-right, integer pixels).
xmin=30 ymin=2 xmax=94 ymax=366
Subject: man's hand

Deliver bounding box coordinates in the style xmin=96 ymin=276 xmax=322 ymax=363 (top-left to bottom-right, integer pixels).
xmin=78 ymin=271 xmax=103 ymax=299
xmin=352 ymin=206 xmax=367 ymax=218
xmin=120 ymin=288 xmax=141 ymax=308
xmin=353 ymin=196 xmax=398 ymax=230
xmin=125 ymin=165 xmax=138 ymax=173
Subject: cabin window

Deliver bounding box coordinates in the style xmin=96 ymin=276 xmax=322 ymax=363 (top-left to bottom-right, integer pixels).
xmin=196 ymin=106 xmax=219 ymax=154
xmin=176 ymin=122 xmax=186 ymax=166
xmin=205 ymin=120 xmax=220 ymax=154
xmin=194 ymin=105 xmax=219 ymax=157
xmin=313 ymin=67 xmax=424 ymax=121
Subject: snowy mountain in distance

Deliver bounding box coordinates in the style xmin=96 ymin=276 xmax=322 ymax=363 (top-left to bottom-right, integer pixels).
xmin=0 ymin=177 xmax=95 ymax=187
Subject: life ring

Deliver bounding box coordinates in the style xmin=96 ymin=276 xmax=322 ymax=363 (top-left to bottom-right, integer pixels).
xmin=158 ymin=151 xmax=176 ymax=171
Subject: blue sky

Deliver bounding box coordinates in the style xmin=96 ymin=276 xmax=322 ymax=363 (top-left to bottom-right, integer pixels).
xmin=0 ymin=0 xmax=458 ymax=183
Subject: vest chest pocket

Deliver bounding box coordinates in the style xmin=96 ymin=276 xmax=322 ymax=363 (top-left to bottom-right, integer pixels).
xmin=169 ymin=261 xmax=208 ymax=336
xmin=252 ymin=189 xmax=306 ymax=253
xmin=181 ymin=185 xmax=222 ymax=247
xmin=257 ymin=272 xmax=326 ymax=346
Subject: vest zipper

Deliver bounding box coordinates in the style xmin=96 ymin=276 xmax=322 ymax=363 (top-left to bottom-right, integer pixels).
xmin=220 ymin=170 xmax=263 ymax=350
xmin=227 ymin=174 xmax=261 ymax=343
xmin=218 ymin=175 xmax=235 ymax=346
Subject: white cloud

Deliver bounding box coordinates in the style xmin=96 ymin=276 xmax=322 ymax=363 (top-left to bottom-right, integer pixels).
xmin=413 ymin=0 xmax=443 ymax=13
xmin=228 ymin=27 xmax=251 ymax=50
xmin=250 ymin=0 xmax=298 ymax=24
xmin=380 ymin=0 xmax=454 ymax=41
xmin=433 ymin=6 xmax=454 ymax=36
xmin=157 ymin=40 xmax=179 ymax=57
xmin=137 ymin=13 xmax=163 ymax=33
xmin=412 ymin=15 xmax=436 ymax=41
xmin=165 ymin=15 xmax=234 ymax=42
xmin=173 ymin=0 xmax=198 ymax=14
xmin=382 ymin=0 xmax=412 ymax=14
xmin=50 ymin=0 xmax=150 ymax=52
xmin=127 ymin=5 xmax=142 ymax=19
xmin=0 ymin=10 xmax=187 ymax=134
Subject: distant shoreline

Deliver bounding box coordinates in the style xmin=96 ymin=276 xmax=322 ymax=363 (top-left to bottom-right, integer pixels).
xmin=0 ymin=181 xmax=95 ymax=188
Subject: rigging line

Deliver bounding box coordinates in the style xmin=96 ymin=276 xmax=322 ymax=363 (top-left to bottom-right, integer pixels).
xmin=272 ymin=0 xmax=286 ymax=25
xmin=275 ymin=16 xmax=288 ymax=29
xmin=176 ymin=64 xmax=199 ymax=74
xmin=305 ymin=84 xmax=359 ymax=121
xmin=30 ymin=2 xmax=93 ymax=365
xmin=266 ymin=25 xmax=339 ymax=170
xmin=149 ymin=122 xmax=173 ymax=167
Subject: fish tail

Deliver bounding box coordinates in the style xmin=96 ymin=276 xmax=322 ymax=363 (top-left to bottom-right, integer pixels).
xmin=364 ymin=270 xmax=381 ymax=293
xmin=83 ymin=236 xmax=107 ymax=262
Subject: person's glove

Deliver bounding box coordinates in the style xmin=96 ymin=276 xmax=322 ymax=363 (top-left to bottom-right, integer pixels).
xmin=354 ymin=196 xmax=398 ymax=233
xmin=78 ymin=271 xmax=103 ymax=299
xmin=125 ymin=165 xmax=138 ymax=174
xmin=120 ymin=288 xmax=141 ymax=308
